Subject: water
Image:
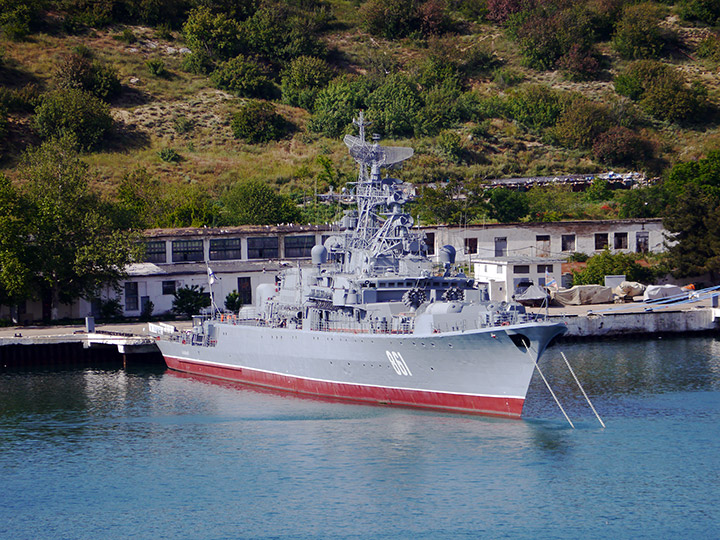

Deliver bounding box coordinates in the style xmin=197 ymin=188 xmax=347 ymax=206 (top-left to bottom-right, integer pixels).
xmin=1 ymin=337 xmax=719 ymax=540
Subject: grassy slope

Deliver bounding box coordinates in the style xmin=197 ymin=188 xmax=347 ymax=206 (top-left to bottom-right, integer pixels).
xmin=0 ymin=5 xmax=718 ymax=202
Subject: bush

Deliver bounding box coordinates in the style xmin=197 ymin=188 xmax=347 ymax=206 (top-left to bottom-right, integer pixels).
xmin=211 ymin=55 xmax=275 ymax=98
xmin=53 ymin=54 xmax=121 ymax=102
xmin=308 ymin=77 xmax=373 ymax=138
xmin=146 ymin=58 xmax=166 ymax=77
xmin=0 ymin=0 xmax=41 ymax=40
xmin=504 ymin=84 xmax=562 ymax=130
xmin=221 ymin=179 xmax=301 ymax=225
xmin=182 ymin=7 xmax=242 ymax=62
xmin=558 ymin=44 xmax=601 ymax=81
xmin=225 ymin=290 xmax=242 ymax=312
xmin=697 ymin=35 xmax=720 ymax=64
xmin=678 ymin=0 xmax=720 ymax=26
xmin=552 ymin=97 xmax=611 ymax=149
xmin=361 ymin=0 xmax=422 ymax=39
xmin=172 ymin=285 xmax=211 ymax=319
xmin=98 ymin=298 xmax=123 ymax=320
xmin=614 ymin=60 xmax=707 ymax=123
xmin=612 ymin=3 xmax=667 ymax=60
xmin=280 ymin=56 xmax=334 ymax=110
xmin=230 ymin=101 xmax=288 ymax=144
xmin=173 ymin=115 xmax=194 ymax=135
xmin=158 ymin=148 xmax=181 ymax=163
xmin=572 ymin=250 xmax=655 ymax=286
xmin=592 ymin=126 xmax=655 ymax=167
xmin=140 ymin=300 xmax=154 ymax=321
xmin=34 ymin=89 xmax=113 ymax=151
xmin=486 ymin=0 xmax=536 ymax=23
xmin=366 ymin=74 xmax=422 ymax=137
xmin=416 ymin=80 xmax=463 ymax=136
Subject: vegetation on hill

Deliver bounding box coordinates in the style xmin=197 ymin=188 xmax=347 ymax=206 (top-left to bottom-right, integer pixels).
xmin=0 ymin=0 xmax=719 ymax=306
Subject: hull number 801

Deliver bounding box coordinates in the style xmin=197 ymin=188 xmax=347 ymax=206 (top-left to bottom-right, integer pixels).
xmin=386 ymin=351 xmax=413 ymax=376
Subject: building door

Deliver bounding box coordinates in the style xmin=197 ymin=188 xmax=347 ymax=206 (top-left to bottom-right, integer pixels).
xmin=636 ymin=231 xmax=649 ymax=253
xmin=237 ymin=277 xmax=252 ymax=305
xmin=536 ymin=235 xmax=550 ymax=257
xmin=494 ymin=237 xmax=507 ymax=257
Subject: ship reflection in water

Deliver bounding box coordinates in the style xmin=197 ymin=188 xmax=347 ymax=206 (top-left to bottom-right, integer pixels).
xmin=0 ymin=337 xmax=718 ymax=539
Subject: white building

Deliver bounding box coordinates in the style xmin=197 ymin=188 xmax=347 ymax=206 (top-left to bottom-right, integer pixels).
xmin=473 ymin=256 xmax=565 ymax=302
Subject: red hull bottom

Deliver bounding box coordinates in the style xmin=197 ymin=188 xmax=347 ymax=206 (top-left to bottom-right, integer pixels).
xmin=164 ymin=356 xmax=525 ymax=418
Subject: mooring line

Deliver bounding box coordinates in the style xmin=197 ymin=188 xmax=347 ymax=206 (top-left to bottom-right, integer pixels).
xmin=561 ymin=351 xmax=606 ymax=428
xmin=524 ymin=342 xmax=575 ymax=429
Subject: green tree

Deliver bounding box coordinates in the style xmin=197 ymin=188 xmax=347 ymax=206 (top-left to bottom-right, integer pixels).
xmin=221 ymin=179 xmax=301 ymax=225
xmin=309 ymin=77 xmax=373 ymax=138
xmin=572 ymin=249 xmax=655 ymax=285
xmin=224 ymin=290 xmax=242 ymax=311
xmin=504 ymin=84 xmax=562 ymax=130
xmin=487 ymin=188 xmax=529 ymax=223
xmin=366 ymin=73 xmax=422 ymax=137
xmin=172 ymin=284 xmax=211 ymax=319
xmin=661 ymin=151 xmax=720 ymax=278
xmin=34 ymin=89 xmax=113 ymax=151
xmin=11 ymin=136 xmax=138 ymax=318
xmin=182 ymin=6 xmax=243 ymax=63
xmin=114 ymin=167 xmax=165 ymax=229
xmin=552 ymin=97 xmax=611 ymax=149
xmin=53 ymin=53 xmax=122 ymax=102
xmin=280 ymin=56 xmax=334 ymax=110
xmin=0 ymin=174 xmax=32 ymax=308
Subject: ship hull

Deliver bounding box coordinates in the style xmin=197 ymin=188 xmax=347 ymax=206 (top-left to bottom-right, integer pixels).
xmin=157 ymin=321 xmax=566 ymax=418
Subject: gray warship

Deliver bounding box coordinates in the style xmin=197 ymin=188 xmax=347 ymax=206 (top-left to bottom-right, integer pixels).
xmin=152 ymin=114 xmax=567 ymax=417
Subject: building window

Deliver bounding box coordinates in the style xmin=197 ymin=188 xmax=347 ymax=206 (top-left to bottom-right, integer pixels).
xmin=465 ymin=237 xmax=478 ymax=255
xmin=125 ymin=282 xmax=139 ymax=311
xmin=561 ymin=234 xmax=576 ymax=252
xmin=538 ymin=264 xmax=554 ymax=273
xmin=162 ymin=281 xmax=176 ymax=295
xmin=494 ymin=237 xmax=507 ymax=257
xmin=594 ymin=233 xmax=608 ymax=250
xmin=424 ymin=232 xmax=435 ymax=255
xmin=143 ymin=241 xmax=166 ymax=263
xmin=284 ymin=235 xmax=315 ymax=258
xmin=536 ymin=235 xmax=550 ymax=256
xmin=172 ymin=240 xmax=204 ymax=262
xmin=513 ymin=265 xmax=530 ymax=274
xmin=248 ymin=237 xmax=278 ymax=259
xmin=614 ymin=232 xmax=628 ymax=250
xmin=210 ymin=238 xmax=242 ymax=260
xmin=237 ymin=277 xmax=252 ymax=305
xmin=636 ymin=231 xmax=649 ymax=253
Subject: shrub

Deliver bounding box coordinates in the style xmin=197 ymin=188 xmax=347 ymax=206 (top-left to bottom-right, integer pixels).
xmin=572 ymin=250 xmax=655 ymax=285
xmin=230 ymin=101 xmax=288 ymax=144
xmin=416 ymin=80 xmax=463 ymax=136
xmin=146 ymin=58 xmax=166 ymax=77
xmin=34 ymin=89 xmax=113 ymax=151
xmin=0 ymin=0 xmax=41 ymax=40
xmin=183 ymin=7 xmax=243 ymax=62
xmin=158 ymin=148 xmax=181 ymax=162
xmin=221 ymin=179 xmax=301 ymax=225
xmin=309 ymin=77 xmax=373 ymax=138
xmin=486 ymin=0 xmax=536 ymax=23
xmin=366 ymin=74 xmax=422 ymax=137
xmin=211 ymin=55 xmax=275 ymax=98
xmin=225 ymin=290 xmax=242 ymax=312
xmin=697 ymin=35 xmax=720 ymax=65
xmin=0 ymin=84 xmax=42 ymax=113
xmin=172 ymin=285 xmax=211 ymax=319
xmin=173 ymin=115 xmax=194 ymax=135
xmin=592 ymin=126 xmax=655 ymax=167
xmin=504 ymin=84 xmax=562 ymax=130
xmin=53 ymin=53 xmax=121 ymax=102
xmin=552 ymin=97 xmax=611 ymax=149
xmin=436 ymin=130 xmax=463 ymax=162
xmin=361 ymin=0 xmax=422 ymax=39
xmin=140 ymin=300 xmax=154 ymax=321
xmin=612 ymin=3 xmax=667 ymax=59
xmin=280 ymin=56 xmax=334 ymax=110
xmin=98 ymin=298 xmax=123 ymax=320
xmin=678 ymin=0 xmax=720 ymax=26
xmin=493 ymin=68 xmax=524 ymax=88
xmin=614 ymin=61 xmax=707 ymax=123
xmin=558 ymin=44 xmax=601 ymax=81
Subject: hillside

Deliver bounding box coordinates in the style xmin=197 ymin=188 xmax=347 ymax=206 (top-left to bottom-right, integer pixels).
xmin=0 ymin=0 xmax=719 ymax=226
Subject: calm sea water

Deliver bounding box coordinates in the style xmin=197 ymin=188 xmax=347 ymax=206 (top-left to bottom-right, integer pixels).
xmin=1 ymin=337 xmax=719 ymax=540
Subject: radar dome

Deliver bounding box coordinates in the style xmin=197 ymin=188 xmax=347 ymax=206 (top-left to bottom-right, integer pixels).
xmin=311 ymin=245 xmax=328 ymax=265
xmin=438 ymin=245 xmax=456 ymax=265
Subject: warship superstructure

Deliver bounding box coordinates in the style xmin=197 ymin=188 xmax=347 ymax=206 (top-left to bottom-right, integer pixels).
xmin=152 ymin=114 xmax=566 ymax=417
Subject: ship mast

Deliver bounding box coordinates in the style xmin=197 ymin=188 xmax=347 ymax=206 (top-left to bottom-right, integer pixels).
xmin=342 ymin=112 xmax=419 ymax=275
